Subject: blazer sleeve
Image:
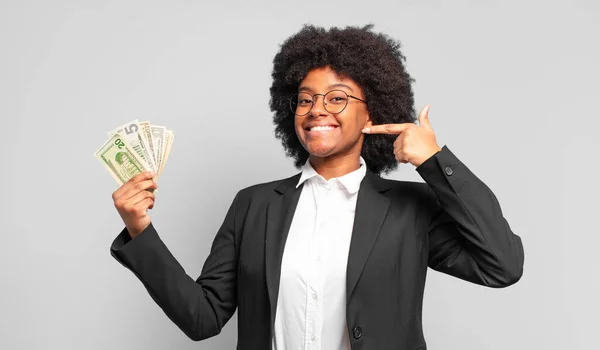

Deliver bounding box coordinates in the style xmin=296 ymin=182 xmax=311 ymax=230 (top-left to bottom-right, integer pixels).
xmin=109 ymin=191 xmax=241 ymax=341
xmin=415 ymin=145 xmax=524 ymax=288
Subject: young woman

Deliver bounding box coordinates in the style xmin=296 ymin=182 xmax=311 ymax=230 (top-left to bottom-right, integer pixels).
xmin=110 ymin=24 xmax=524 ymax=350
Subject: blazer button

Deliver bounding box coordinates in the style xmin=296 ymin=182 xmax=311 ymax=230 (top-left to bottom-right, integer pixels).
xmin=444 ymin=166 xmax=453 ymax=176
xmin=352 ymin=327 xmax=362 ymax=339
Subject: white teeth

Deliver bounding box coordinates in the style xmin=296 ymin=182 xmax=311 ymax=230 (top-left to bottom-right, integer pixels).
xmin=310 ymin=126 xmax=336 ymax=131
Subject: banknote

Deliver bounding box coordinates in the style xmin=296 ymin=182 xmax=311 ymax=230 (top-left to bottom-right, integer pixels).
xmin=139 ymin=121 xmax=156 ymax=166
xmin=96 ymin=120 xmax=174 ymax=185
xmin=156 ymin=130 xmax=174 ymax=180
xmin=108 ymin=120 xmax=156 ymax=172
xmin=150 ymin=125 xmax=166 ymax=171
xmin=94 ymin=133 xmax=150 ymax=185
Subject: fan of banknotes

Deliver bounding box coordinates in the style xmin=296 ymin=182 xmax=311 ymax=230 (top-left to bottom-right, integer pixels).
xmin=94 ymin=120 xmax=174 ymax=185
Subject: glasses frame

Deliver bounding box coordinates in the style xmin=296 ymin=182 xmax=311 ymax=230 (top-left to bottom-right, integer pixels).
xmin=288 ymin=89 xmax=367 ymax=116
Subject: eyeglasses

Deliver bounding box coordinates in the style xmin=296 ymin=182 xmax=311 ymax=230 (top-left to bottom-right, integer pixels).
xmin=289 ymin=90 xmax=367 ymax=116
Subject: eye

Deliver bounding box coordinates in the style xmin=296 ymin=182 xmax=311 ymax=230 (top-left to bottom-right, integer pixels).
xmin=298 ymin=99 xmax=313 ymax=106
xmin=327 ymin=95 xmax=348 ymax=104
xmin=325 ymin=90 xmax=349 ymax=104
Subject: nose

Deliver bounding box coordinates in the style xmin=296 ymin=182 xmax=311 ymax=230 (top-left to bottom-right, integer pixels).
xmin=309 ymin=94 xmax=328 ymax=117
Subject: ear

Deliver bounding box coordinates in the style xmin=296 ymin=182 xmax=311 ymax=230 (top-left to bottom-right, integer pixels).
xmin=363 ymin=113 xmax=372 ymax=128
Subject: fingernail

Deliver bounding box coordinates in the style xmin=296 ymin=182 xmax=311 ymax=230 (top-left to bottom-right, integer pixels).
xmin=362 ymin=127 xmax=370 ymax=133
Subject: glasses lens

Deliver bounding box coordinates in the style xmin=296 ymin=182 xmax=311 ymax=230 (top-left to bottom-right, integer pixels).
xmin=324 ymin=90 xmax=349 ymax=114
xmin=290 ymin=92 xmax=313 ymax=116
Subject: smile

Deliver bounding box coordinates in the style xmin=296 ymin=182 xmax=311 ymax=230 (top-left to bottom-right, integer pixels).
xmin=307 ymin=125 xmax=339 ymax=132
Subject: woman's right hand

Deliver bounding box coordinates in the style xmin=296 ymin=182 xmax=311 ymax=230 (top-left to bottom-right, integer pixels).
xmin=112 ymin=171 xmax=158 ymax=239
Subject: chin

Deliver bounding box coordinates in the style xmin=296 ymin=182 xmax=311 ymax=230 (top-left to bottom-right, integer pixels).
xmin=304 ymin=140 xmax=339 ymax=158
xmin=308 ymin=151 xmax=337 ymax=160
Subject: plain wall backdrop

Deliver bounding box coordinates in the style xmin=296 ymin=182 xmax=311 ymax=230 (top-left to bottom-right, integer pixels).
xmin=1 ymin=0 xmax=599 ymax=349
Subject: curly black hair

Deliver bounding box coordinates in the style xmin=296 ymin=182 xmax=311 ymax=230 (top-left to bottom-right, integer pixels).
xmin=269 ymin=24 xmax=417 ymax=175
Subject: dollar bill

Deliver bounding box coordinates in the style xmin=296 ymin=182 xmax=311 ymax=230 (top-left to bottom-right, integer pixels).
xmin=107 ymin=119 xmax=156 ymax=172
xmin=150 ymin=125 xmax=166 ymax=171
xmin=139 ymin=121 xmax=156 ymax=166
xmin=156 ymin=129 xmax=174 ymax=180
xmin=94 ymin=133 xmax=150 ymax=185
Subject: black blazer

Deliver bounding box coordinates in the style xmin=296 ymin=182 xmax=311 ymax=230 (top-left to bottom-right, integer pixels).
xmin=110 ymin=145 xmax=524 ymax=350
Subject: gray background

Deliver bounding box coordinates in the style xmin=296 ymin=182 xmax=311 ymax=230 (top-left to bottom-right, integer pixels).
xmin=1 ymin=0 xmax=599 ymax=349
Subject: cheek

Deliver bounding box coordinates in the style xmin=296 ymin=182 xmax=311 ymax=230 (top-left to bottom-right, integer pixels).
xmin=294 ymin=117 xmax=305 ymax=138
xmin=341 ymin=113 xmax=366 ymax=134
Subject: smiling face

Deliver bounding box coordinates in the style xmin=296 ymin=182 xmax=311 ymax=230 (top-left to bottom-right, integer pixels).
xmin=294 ymin=66 xmax=371 ymax=164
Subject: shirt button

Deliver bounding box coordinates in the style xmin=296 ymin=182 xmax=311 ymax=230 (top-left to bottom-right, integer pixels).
xmin=312 ymin=293 xmax=317 ymax=299
xmin=353 ymin=326 xmax=362 ymax=339
xmin=444 ymin=166 xmax=453 ymax=176
xmin=311 ymin=335 xmax=316 ymax=341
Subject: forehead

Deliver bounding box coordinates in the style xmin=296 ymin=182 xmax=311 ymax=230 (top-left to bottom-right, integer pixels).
xmin=298 ymin=66 xmax=361 ymax=92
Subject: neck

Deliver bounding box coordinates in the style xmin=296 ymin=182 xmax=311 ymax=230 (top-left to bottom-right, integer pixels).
xmin=308 ymin=153 xmax=361 ymax=181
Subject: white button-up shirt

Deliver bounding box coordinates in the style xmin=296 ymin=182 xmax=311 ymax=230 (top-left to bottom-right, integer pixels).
xmin=272 ymin=157 xmax=367 ymax=350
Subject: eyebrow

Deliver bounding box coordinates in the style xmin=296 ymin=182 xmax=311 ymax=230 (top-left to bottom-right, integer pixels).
xmin=298 ymin=83 xmax=355 ymax=93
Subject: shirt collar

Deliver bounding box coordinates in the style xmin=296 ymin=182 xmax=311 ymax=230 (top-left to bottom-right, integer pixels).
xmin=296 ymin=157 xmax=367 ymax=194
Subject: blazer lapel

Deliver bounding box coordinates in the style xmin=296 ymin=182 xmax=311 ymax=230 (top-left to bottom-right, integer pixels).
xmin=264 ymin=173 xmax=303 ymax=331
xmin=346 ymin=170 xmax=391 ymax=301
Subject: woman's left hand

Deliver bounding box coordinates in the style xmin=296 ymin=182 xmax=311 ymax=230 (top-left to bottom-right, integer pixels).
xmin=362 ymin=104 xmax=442 ymax=167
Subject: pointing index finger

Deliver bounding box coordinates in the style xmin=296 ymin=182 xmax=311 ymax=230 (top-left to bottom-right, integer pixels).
xmin=362 ymin=123 xmax=414 ymax=135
